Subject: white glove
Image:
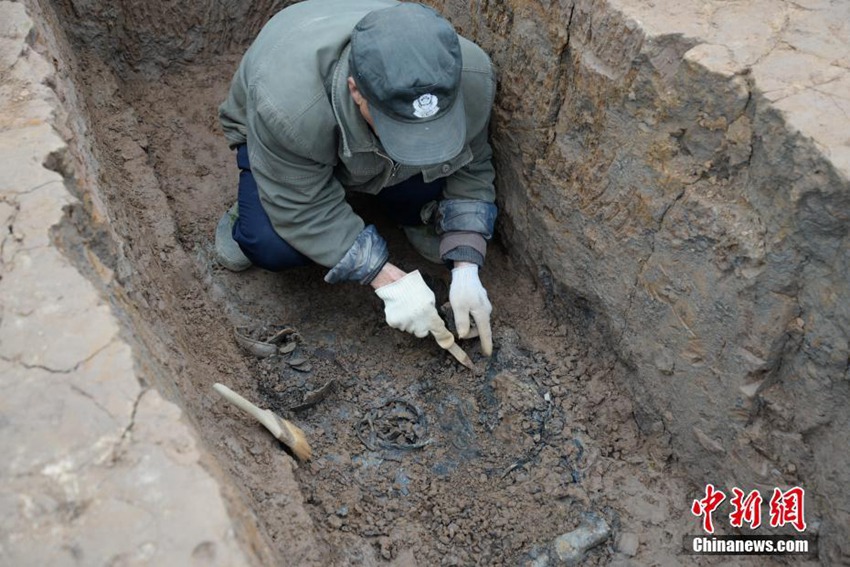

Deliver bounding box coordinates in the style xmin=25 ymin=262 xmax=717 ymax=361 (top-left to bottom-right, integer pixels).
xmin=375 ymin=270 xmax=445 ymax=338
xmin=450 ymin=264 xmax=493 ymax=355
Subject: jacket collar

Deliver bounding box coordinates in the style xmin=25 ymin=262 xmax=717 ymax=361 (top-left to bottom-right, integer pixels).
xmin=331 ymin=44 xmax=381 ymax=158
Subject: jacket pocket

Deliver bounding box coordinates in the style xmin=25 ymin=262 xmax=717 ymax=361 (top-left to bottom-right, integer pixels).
xmin=421 ymin=145 xmax=473 ymax=183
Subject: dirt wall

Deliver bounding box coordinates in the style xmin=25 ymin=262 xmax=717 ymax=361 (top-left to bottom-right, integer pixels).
xmin=436 ymin=0 xmax=850 ymax=561
xmin=22 ymin=1 xmax=289 ymax=564
xmin=52 ymin=0 xmax=290 ymax=75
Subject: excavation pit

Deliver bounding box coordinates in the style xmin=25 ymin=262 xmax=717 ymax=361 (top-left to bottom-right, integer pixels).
xmin=30 ymin=4 xmax=690 ymax=565
xmin=14 ymin=0 xmax=850 ymax=564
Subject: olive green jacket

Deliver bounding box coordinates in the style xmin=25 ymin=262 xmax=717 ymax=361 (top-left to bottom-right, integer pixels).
xmin=219 ymin=0 xmax=497 ymax=283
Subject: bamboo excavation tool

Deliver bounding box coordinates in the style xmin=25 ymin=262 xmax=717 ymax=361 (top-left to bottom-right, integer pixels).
xmin=431 ymin=324 xmax=475 ymax=371
xmin=213 ymin=383 xmax=312 ymax=461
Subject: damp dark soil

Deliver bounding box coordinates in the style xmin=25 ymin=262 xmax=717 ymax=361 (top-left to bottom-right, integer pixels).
xmin=62 ymin=49 xmax=783 ymax=567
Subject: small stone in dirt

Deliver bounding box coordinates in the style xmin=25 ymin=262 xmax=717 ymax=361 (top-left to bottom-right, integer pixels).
xmin=327 ymin=515 xmax=343 ymax=529
xmin=552 ymin=512 xmax=610 ymax=566
xmin=393 ymin=469 xmax=411 ymax=495
xmin=288 ymin=356 xmax=307 ymax=366
xmin=292 ymin=362 xmax=313 ymax=372
xmin=378 ymin=536 xmax=392 ymax=560
xmin=335 ymin=505 xmax=348 ymax=517
xmin=615 ymin=532 xmax=639 ymax=557
xmin=522 ymin=546 xmax=551 ymax=567
xmin=223 ymin=435 xmax=245 ymax=459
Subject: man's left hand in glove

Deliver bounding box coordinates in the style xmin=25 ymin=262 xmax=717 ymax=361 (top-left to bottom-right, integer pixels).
xmin=449 ymin=262 xmax=493 ymax=356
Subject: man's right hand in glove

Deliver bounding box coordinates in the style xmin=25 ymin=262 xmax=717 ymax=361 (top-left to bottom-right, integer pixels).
xmin=372 ymin=264 xmax=445 ymax=338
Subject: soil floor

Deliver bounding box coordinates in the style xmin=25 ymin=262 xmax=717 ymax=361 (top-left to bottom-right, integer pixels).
xmin=64 ymin=50 xmax=804 ymax=566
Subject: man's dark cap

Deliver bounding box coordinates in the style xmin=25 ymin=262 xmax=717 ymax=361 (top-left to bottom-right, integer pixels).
xmin=350 ymin=3 xmax=465 ymax=166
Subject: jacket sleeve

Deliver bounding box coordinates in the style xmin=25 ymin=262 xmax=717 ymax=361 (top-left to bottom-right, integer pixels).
xmin=437 ymin=62 xmax=498 ymax=267
xmin=246 ymin=96 xmax=388 ymax=284
xmin=219 ymin=65 xmax=249 ymax=148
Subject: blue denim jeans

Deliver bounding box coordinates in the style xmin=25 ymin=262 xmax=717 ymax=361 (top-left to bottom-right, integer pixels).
xmin=231 ymin=144 xmax=444 ymax=271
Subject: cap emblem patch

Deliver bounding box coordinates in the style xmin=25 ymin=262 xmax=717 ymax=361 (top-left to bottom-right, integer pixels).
xmin=412 ymin=94 xmax=439 ymax=118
